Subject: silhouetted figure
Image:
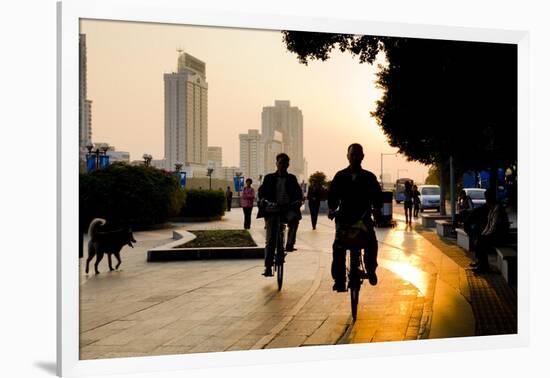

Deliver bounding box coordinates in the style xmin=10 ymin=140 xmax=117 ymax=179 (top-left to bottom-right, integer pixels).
xmin=241 ymin=178 xmax=255 ymax=230
xmin=225 ymin=186 xmax=233 ymax=212
xmin=307 ymin=182 xmax=323 ymax=230
xmin=328 ymin=143 xmax=382 ymax=291
xmin=403 ymin=180 xmax=413 ymax=224
xmin=413 ymin=184 xmax=421 ymax=218
xmin=257 ymin=153 xmax=303 ymax=277
xmin=471 ymin=188 xmax=510 ymax=273
xmin=457 ymin=189 xmax=474 ymax=225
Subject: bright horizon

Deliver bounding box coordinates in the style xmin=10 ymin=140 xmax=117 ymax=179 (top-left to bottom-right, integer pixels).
xmin=80 ymin=19 xmax=429 ymax=183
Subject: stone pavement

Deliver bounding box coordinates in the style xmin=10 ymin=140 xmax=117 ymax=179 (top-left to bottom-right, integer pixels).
xmin=79 ymin=206 xmax=516 ymax=360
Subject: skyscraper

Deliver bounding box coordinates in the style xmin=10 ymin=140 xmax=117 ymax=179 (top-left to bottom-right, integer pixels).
xmin=164 ymin=51 xmax=208 ymax=172
xmin=79 ymin=34 xmax=92 ymax=156
xmin=261 ymin=100 xmax=304 ymax=179
xmin=239 ymin=129 xmax=265 ymax=181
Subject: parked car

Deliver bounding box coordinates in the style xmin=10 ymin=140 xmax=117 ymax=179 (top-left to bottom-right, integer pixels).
xmin=463 ymin=188 xmax=486 ymax=208
xmin=418 ymin=185 xmax=441 ymax=212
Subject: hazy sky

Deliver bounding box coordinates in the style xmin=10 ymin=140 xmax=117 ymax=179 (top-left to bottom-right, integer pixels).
xmin=81 ymin=19 xmax=429 ymax=182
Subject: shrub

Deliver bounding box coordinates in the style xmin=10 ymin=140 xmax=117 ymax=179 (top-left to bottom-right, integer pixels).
xmin=180 ymin=189 xmax=226 ymax=217
xmin=80 ymin=163 xmax=186 ymax=229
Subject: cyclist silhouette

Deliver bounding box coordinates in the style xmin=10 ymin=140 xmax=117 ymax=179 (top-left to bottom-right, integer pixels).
xmin=328 ymin=143 xmax=382 ymax=292
xmin=257 ymin=153 xmax=303 ymax=277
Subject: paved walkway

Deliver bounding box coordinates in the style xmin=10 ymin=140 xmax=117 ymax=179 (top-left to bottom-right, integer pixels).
xmin=79 ymin=206 xmax=516 ymax=359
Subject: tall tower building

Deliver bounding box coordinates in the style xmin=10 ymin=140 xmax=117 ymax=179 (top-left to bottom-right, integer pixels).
xmin=261 ymin=100 xmax=304 ymax=178
xmin=239 ymin=129 xmax=265 ymax=181
xmin=164 ymin=51 xmax=208 ymax=172
xmin=79 ymin=34 xmax=92 ymax=155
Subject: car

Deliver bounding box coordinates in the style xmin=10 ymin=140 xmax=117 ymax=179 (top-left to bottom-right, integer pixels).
xmin=463 ymin=188 xmax=486 ymax=208
xmin=418 ymin=185 xmax=441 ymax=212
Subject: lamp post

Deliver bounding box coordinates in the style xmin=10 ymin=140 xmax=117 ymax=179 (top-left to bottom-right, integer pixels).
xmin=142 ymin=153 xmax=152 ymax=167
xmin=380 ymin=152 xmax=397 ymax=187
xmin=86 ymin=142 xmax=110 ymax=172
xmin=207 ymin=168 xmax=214 ymax=190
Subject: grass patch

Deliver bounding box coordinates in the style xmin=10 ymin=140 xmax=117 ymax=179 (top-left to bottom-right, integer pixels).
xmin=176 ymin=230 xmax=257 ymax=248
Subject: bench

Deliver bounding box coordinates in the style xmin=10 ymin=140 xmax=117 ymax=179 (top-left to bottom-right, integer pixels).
xmin=421 ymin=214 xmax=451 ymax=228
xmin=436 ymin=220 xmax=455 ymax=238
xmin=456 ymin=228 xmax=473 ymax=251
xmin=495 ymin=246 xmax=517 ymax=286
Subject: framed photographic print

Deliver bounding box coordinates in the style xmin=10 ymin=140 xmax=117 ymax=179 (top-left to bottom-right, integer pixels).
xmin=58 ymin=0 xmax=529 ymax=376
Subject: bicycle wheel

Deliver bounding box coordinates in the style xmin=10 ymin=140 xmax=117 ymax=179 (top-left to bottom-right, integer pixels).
xmin=348 ymin=250 xmax=361 ymax=322
xmin=276 ymin=224 xmax=286 ymax=291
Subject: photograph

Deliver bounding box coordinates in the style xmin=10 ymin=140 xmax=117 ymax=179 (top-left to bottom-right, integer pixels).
xmin=77 ymin=17 xmax=518 ymax=361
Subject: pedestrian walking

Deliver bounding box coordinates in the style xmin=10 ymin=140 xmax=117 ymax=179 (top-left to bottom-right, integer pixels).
xmin=307 ymin=181 xmax=323 ymax=230
xmin=413 ymin=184 xmax=421 ymax=218
xmin=403 ymin=180 xmax=413 ymax=224
xmin=225 ymin=186 xmax=233 ymax=212
xmin=241 ymin=178 xmax=255 ymax=229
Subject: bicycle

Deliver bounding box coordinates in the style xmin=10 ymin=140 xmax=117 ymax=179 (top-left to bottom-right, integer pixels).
xmin=261 ymin=199 xmax=301 ymax=291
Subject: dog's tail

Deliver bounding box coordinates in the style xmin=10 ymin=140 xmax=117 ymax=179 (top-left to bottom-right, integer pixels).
xmin=88 ymin=218 xmax=106 ymax=240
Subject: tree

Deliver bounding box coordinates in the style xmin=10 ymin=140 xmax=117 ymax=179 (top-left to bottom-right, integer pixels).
xmin=282 ymin=32 xmax=517 ymax=207
xmin=308 ymin=171 xmax=328 ymax=187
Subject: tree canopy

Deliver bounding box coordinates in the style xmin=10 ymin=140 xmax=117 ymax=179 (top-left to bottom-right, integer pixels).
xmin=282 ymin=31 xmax=517 ymax=172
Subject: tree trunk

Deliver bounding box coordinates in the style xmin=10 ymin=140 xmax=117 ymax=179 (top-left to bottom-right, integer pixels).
xmin=450 ymin=156 xmax=456 ymax=223
xmin=438 ymin=159 xmax=447 ymax=215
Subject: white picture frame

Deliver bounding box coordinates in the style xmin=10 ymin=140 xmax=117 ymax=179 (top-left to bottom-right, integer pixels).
xmin=57 ymin=0 xmax=530 ymax=376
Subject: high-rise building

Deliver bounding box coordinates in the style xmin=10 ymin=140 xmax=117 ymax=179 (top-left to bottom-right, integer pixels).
xmin=79 ymin=34 xmax=92 ymax=156
xmin=207 ymin=146 xmax=223 ymax=179
xmin=164 ymin=51 xmax=208 ymax=173
xmin=239 ymin=130 xmax=265 ymax=181
xmin=261 ymin=100 xmax=304 ymax=179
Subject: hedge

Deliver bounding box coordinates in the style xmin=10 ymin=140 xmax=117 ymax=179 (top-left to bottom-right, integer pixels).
xmin=80 ymin=163 xmax=186 ymax=230
xmin=180 ymin=189 xmax=226 ymax=217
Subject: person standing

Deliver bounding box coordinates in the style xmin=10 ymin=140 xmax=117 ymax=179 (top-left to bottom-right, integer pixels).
xmin=257 ymin=153 xmax=303 ymax=277
xmin=413 ymin=184 xmax=421 ymax=218
xmin=403 ymin=180 xmax=413 ymax=224
xmin=328 ymin=143 xmax=382 ymax=290
xmin=241 ymin=178 xmax=255 ymax=229
xmin=225 ymin=186 xmax=233 ymax=212
xmin=307 ymin=181 xmax=323 ymax=230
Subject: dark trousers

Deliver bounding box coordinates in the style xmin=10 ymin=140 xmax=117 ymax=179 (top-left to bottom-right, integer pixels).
xmin=413 ymin=204 xmax=419 ymax=217
xmin=243 ymin=207 xmax=253 ymax=229
xmin=475 ymin=234 xmax=498 ymax=269
xmin=286 ymin=219 xmax=299 ymax=249
xmin=226 ymin=198 xmax=232 ymax=211
xmin=331 ymin=222 xmax=378 ymax=284
xmin=264 ymin=215 xmax=281 ymax=268
xmin=309 ymin=200 xmax=320 ymax=229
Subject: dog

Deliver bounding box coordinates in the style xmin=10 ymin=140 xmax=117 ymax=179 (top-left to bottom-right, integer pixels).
xmin=85 ymin=218 xmax=137 ymax=274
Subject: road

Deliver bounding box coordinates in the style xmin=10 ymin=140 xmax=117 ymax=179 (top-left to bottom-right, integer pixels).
xmin=79 ymin=202 xmax=475 ymax=359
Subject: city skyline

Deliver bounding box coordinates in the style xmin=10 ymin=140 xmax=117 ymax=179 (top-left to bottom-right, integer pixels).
xmin=80 ymin=19 xmax=430 ymax=183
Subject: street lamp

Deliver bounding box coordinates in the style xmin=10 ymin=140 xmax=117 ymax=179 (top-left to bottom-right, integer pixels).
xmin=85 ymin=142 xmax=110 ymax=172
xmin=380 ymin=152 xmax=397 ymax=186
xmin=207 ymin=167 xmax=214 ymax=190
xmin=397 ymin=169 xmax=408 ymax=180
xmin=142 ymin=153 xmax=152 ymax=167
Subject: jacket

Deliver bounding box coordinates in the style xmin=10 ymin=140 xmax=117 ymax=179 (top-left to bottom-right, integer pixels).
xmin=328 ymin=166 xmax=382 ymax=225
xmin=257 ymin=171 xmax=303 ymax=219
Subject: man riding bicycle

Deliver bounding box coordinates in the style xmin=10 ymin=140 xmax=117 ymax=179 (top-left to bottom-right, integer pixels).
xmin=328 ymin=143 xmax=382 ymax=292
xmin=257 ymin=153 xmax=303 ymax=277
